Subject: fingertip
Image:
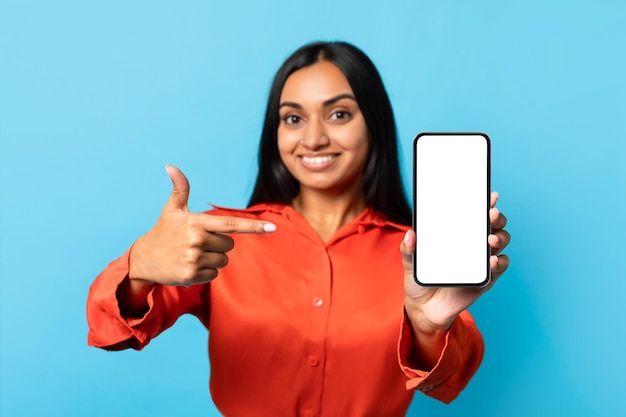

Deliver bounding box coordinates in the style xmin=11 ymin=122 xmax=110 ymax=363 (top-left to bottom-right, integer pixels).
xmin=263 ymin=223 xmax=277 ymax=232
xmin=165 ymin=164 xmax=181 ymax=178
xmin=403 ymin=230 xmax=411 ymax=245
xmin=402 ymin=230 xmax=417 ymax=254
xmin=491 ymin=191 xmax=499 ymax=208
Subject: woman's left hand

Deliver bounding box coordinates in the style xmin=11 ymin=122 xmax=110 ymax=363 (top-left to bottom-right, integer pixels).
xmin=401 ymin=191 xmax=510 ymax=332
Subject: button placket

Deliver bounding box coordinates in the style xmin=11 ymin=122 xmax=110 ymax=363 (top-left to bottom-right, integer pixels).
xmin=299 ymin=246 xmax=331 ymax=416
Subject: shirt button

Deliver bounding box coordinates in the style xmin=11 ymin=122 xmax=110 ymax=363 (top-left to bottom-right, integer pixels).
xmin=302 ymin=409 xmax=314 ymax=417
xmin=420 ymin=385 xmax=434 ymax=392
xmin=312 ymin=297 xmax=324 ymax=308
xmin=308 ymin=355 xmax=319 ymax=367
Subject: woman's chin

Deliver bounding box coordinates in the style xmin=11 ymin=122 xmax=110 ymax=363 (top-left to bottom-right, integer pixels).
xmin=297 ymin=178 xmax=353 ymax=194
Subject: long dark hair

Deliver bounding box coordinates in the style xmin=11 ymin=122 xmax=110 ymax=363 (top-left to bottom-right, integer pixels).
xmin=247 ymin=40 xmax=411 ymax=226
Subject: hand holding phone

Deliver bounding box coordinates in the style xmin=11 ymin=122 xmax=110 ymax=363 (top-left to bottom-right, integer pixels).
xmin=401 ymin=133 xmax=510 ymax=330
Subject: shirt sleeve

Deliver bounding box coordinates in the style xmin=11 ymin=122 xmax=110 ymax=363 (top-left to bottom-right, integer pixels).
xmin=397 ymin=307 xmax=484 ymax=404
xmin=86 ymin=242 xmax=210 ymax=351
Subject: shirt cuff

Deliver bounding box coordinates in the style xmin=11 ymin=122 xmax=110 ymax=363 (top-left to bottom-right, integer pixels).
xmin=86 ymin=244 xmax=161 ymax=350
xmin=397 ymin=307 xmax=467 ymax=402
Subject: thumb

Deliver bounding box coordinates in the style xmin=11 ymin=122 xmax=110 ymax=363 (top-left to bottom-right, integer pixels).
xmin=400 ymin=230 xmax=416 ymax=276
xmin=164 ymin=164 xmax=190 ymax=211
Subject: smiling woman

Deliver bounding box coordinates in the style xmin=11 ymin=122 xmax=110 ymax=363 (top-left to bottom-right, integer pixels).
xmin=248 ymin=41 xmax=411 ymax=228
xmin=276 ymin=61 xmax=371 ymax=241
xmin=86 ymin=40 xmax=508 ymax=417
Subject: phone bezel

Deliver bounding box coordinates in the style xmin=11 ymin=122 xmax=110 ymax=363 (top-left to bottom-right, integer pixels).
xmin=412 ymin=132 xmax=491 ymax=288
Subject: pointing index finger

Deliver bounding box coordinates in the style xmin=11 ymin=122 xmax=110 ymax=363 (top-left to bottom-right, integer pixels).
xmin=198 ymin=214 xmax=277 ymax=234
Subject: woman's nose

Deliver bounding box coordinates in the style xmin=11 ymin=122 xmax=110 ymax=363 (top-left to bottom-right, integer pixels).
xmin=301 ymin=117 xmax=330 ymax=149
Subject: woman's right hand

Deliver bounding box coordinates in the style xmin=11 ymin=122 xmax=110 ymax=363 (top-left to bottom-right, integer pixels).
xmin=128 ymin=164 xmax=277 ymax=287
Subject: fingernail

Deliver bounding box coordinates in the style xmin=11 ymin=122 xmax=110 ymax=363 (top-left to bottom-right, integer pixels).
xmin=263 ymin=223 xmax=277 ymax=232
xmin=403 ymin=230 xmax=411 ymax=244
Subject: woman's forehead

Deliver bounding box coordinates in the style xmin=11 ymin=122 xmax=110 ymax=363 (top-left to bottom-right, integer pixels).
xmin=280 ymin=61 xmax=354 ymax=104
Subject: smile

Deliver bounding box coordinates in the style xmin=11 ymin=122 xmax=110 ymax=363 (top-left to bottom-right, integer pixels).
xmin=298 ymin=154 xmax=340 ymax=171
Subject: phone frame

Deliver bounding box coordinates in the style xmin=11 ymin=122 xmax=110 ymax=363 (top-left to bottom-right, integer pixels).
xmin=412 ymin=132 xmax=492 ymax=288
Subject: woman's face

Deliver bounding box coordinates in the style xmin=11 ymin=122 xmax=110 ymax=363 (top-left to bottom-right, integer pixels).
xmin=277 ymin=60 xmax=370 ymax=195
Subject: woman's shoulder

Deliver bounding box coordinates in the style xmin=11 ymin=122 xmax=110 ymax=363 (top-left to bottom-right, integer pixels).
xmin=202 ymin=201 xmax=287 ymax=219
xmin=361 ymin=207 xmax=411 ymax=234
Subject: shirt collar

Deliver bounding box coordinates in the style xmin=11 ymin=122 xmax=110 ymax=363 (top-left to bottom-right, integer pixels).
xmin=208 ymin=202 xmax=409 ymax=233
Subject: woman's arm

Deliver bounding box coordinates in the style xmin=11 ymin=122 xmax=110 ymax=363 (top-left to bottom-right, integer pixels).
xmin=86 ymin=244 xmax=209 ymax=351
xmin=397 ymin=191 xmax=509 ymax=403
xmin=397 ymin=308 xmax=484 ymax=404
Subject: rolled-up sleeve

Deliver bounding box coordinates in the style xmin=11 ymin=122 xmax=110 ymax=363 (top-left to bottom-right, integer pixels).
xmin=397 ymin=308 xmax=484 ymax=404
xmin=86 ymin=244 xmax=210 ymax=351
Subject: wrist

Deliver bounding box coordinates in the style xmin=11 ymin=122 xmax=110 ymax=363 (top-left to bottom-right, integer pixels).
xmin=128 ymin=239 xmax=156 ymax=291
xmin=128 ymin=238 xmax=147 ymax=281
xmin=403 ymin=305 xmax=453 ymax=371
xmin=404 ymin=301 xmax=455 ymax=336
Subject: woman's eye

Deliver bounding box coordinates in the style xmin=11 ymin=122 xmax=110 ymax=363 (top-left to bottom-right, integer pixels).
xmin=331 ymin=110 xmax=351 ymax=121
xmin=283 ymin=115 xmax=301 ymax=125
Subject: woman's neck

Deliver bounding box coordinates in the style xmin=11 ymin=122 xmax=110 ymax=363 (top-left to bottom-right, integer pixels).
xmin=291 ymin=183 xmax=366 ymax=242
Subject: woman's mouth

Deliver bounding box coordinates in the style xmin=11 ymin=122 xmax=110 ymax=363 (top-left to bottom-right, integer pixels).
xmin=298 ymin=153 xmax=340 ymax=171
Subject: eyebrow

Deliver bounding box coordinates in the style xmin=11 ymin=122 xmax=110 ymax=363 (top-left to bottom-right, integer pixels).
xmin=278 ymin=93 xmax=356 ymax=110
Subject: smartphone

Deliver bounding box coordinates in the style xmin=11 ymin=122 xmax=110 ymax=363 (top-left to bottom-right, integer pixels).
xmin=412 ymin=132 xmax=491 ymax=287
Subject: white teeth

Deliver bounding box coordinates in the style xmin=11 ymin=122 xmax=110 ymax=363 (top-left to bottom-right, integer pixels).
xmin=301 ymin=155 xmax=336 ymax=165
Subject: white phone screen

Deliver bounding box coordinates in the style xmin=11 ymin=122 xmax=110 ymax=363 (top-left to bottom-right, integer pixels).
xmin=413 ymin=133 xmax=490 ymax=286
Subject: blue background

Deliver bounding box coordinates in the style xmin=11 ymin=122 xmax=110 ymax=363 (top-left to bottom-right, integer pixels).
xmin=1 ymin=0 xmax=625 ymax=416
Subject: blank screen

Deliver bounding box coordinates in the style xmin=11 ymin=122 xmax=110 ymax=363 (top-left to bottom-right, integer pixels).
xmin=413 ymin=133 xmax=490 ymax=286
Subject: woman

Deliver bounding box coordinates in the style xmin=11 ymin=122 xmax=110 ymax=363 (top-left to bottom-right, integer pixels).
xmin=86 ymin=41 xmax=510 ymax=416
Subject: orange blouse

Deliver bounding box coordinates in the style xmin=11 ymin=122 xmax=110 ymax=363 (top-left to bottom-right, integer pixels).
xmin=86 ymin=202 xmax=484 ymax=416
